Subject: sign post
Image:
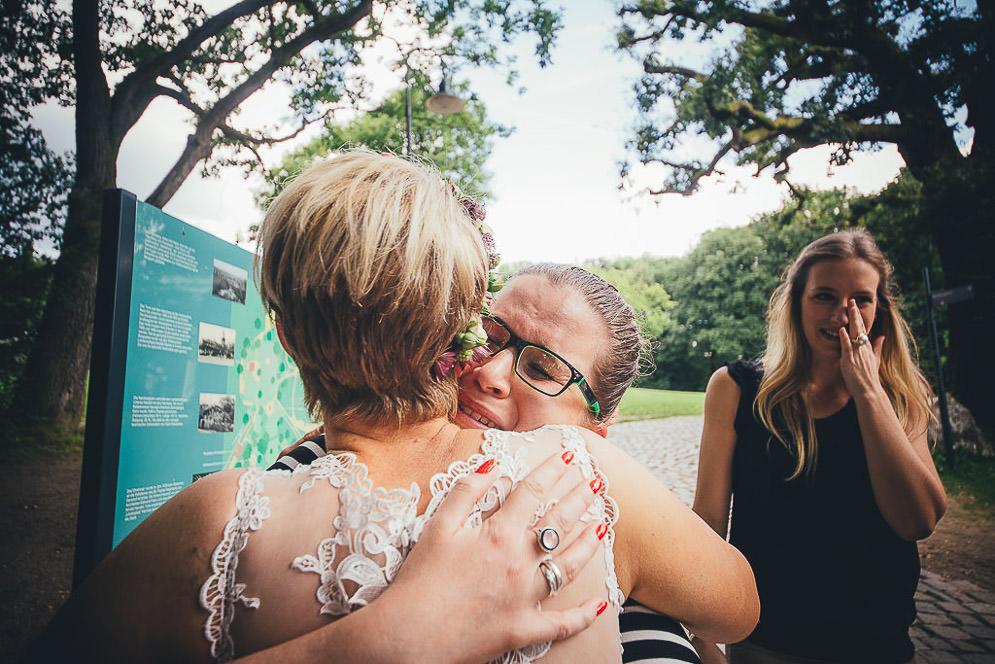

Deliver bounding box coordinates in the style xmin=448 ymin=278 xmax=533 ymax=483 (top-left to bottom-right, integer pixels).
xmin=922 ymin=268 xmax=975 ymax=470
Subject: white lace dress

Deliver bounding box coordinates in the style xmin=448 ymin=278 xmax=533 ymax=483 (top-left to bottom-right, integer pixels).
xmin=199 ymin=425 xmax=623 ymax=663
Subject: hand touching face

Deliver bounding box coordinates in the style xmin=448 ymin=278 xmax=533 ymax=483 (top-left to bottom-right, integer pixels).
xmin=800 ymin=258 xmax=880 ymax=360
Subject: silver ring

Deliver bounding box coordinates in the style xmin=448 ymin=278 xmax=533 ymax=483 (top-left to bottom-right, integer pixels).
xmin=538 ymin=559 xmax=563 ymax=598
xmin=536 ymin=526 xmax=561 ymax=553
xmin=857 ymin=333 xmax=870 ymax=346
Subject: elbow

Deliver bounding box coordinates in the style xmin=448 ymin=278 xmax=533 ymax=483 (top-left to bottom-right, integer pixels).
xmin=730 ymin=558 xmax=761 ymax=643
xmin=898 ymin=492 xmax=948 ymax=541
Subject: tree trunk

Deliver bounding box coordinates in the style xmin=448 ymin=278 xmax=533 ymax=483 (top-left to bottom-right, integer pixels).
xmin=922 ymin=160 xmax=995 ymax=433
xmin=9 ymin=0 xmax=114 ymax=438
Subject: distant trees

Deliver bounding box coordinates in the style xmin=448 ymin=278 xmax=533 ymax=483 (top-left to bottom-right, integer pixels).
xmin=258 ymin=83 xmax=511 ymax=211
xmin=591 ymin=181 xmax=940 ymax=392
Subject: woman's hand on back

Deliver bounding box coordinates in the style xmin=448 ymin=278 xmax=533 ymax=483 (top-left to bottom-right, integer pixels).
xmin=380 ymin=449 xmax=609 ymax=663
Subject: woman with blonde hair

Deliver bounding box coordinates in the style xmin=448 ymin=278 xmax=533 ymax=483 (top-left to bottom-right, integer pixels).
xmin=693 ymin=228 xmax=947 ymax=663
xmin=33 ymin=150 xmax=757 ymax=663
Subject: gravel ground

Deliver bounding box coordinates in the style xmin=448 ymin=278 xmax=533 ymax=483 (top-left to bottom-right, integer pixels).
xmin=606 ymin=416 xmax=704 ymax=507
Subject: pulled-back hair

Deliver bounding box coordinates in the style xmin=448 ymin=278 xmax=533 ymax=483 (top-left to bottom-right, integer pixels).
xmin=509 ymin=264 xmax=652 ymax=425
xmin=757 ymin=228 xmax=932 ymax=478
xmin=256 ymin=150 xmax=487 ymax=428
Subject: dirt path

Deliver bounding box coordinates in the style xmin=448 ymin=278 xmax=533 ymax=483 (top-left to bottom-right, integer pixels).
xmin=1 ymin=449 xmax=992 ymax=661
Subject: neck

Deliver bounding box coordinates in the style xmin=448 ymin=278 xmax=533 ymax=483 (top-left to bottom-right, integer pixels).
xmin=323 ymin=416 xmax=461 ymax=462
xmin=805 ymin=355 xmax=849 ymax=412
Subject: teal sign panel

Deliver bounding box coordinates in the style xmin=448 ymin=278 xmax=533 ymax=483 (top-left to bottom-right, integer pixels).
xmin=77 ymin=191 xmax=314 ymax=573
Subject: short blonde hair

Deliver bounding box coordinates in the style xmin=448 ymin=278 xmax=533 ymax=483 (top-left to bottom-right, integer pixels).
xmin=256 ymin=150 xmax=487 ymax=428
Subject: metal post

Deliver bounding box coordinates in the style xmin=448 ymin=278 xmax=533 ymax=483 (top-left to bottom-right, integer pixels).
xmin=923 ymin=266 xmax=955 ymax=468
xmin=405 ymin=76 xmax=412 ymax=159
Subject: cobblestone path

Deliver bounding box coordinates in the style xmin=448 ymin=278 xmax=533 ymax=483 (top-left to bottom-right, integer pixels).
xmin=607 ymin=417 xmax=995 ymax=663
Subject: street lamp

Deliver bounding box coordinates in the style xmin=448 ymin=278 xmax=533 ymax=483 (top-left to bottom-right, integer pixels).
xmin=406 ymin=70 xmax=465 ymax=158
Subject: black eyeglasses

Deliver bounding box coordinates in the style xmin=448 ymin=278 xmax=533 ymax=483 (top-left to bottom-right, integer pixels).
xmin=481 ymin=315 xmax=600 ymax=418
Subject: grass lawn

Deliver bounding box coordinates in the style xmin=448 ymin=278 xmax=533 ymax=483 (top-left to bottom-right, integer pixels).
xmin=616 ymin=387 xmax=705 ymax=422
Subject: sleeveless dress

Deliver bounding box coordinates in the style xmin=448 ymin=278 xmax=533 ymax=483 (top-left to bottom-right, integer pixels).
xmin=726 ymin=361 xmax=919 ymax=663
xmin=200 ymin=425 xmax=624 ymax=663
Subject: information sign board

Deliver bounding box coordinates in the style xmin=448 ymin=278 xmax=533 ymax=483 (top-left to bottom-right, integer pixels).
xmin=75 ymin=190 xmax=314 ymax=584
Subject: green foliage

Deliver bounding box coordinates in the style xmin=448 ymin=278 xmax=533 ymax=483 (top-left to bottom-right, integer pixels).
xmin=0 ymin=253 xmax=54 ymax=409
xmin=593 ymin=181 xmax=939 ymax=392
xmin=257 ymin=84 xmax=511 ymax=210
xmin=584 ymin=265 xmax=675 ymax=340
xmin=933 ymin=450 xmax=995 ymax=510
xmin=616 ymin=387 xmax=705 ymax=422
xmin=615 ymin=0 xmax=984 ymax=190
xmin=1 ymin=2 xmax=75 ymax=256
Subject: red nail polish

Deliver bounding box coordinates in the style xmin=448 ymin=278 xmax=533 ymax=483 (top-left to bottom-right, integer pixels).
xmin=589 ymin=476 xmax=603 ymax=494
xmin=476 ymin=459 xmax=496 ymax=474
xmin=561 ymin=450 xmax=575 ymax=465
xmin=596 ymin=523 xmax=609 ymax=540
xmin=596 ymin=600 xmax=608 ymax=616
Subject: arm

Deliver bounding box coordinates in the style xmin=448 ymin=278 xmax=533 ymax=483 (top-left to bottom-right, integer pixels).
xmin=692 ymin=367 xmax=741 ymax=539
xmin=584 ymin=423 xmax=759 ymax=644
xmin=839 ymin=300 xmax=947 ymax=540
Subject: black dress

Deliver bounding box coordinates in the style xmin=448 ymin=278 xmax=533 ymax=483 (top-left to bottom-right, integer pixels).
xmin=726 ymin=361 xmax=919 ymax=664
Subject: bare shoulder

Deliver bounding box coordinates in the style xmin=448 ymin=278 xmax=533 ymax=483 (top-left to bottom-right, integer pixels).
xmin=707 ymin=366 xmax=740 ymax=396
xmin=29 ymin=468 xmax=251 ymax=663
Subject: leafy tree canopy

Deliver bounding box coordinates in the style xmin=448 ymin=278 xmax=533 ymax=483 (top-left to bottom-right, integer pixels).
xmin=615 ymin=0 xmax=986 ymax=192
xmin=257 ymin=82 xmax=512 ymax=211
xmin=614 ymin=0 xmax=993 ymax=426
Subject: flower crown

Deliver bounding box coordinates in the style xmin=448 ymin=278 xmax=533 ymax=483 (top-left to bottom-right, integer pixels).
xmin=431 ymin=188 xmax=503 ymax=380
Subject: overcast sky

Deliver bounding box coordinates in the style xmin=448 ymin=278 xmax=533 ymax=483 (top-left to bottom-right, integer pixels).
xmin=34 ymin=0 xmax=905 ymax=264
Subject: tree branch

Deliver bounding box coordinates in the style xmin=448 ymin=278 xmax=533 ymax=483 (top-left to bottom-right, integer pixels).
xmin=146 ymin=1 xmax=373 ymax=208
xmin=111 ymin=0 xmax=276 ymax=141
xmin=644 ymin=60 xmax=706 ymax=80
xmin=153 ymin=84 xmax=204 ymax=116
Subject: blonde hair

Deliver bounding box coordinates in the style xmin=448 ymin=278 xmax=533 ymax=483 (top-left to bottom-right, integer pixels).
xmin=756 ymin=228 xmax=932 ymax=478
xmin=256 ymin=150 xmax=487 ymax=428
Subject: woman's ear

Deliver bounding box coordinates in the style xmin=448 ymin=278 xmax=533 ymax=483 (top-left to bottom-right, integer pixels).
xmin=275 ymin=317 xmax=290 ymax=353
xmin=590 ymin=410 xmax=617 ymax=438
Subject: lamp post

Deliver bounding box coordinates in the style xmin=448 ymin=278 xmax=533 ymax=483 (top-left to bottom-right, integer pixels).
xmin=405 ymin=68 xmax=465 ymax=158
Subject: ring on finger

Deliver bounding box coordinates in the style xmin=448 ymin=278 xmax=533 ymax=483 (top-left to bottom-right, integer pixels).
xmin=856 ymin=333 xmax=870 ymax=346
xmin=538 ymin=559 xmax=563 ymax=598
xmin=536 ymin=526 xmax=561 ymax=554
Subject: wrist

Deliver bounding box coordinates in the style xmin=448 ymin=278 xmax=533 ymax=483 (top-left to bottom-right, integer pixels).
xmin=852 ymin=383 xmax=889 ymax=409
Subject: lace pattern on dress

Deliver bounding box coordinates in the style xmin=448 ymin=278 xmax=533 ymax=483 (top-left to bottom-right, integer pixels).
xmin=292 ymin=435 xmax=525 ymax=617
xmin=199 ymin=426 xmax=619 ymax=664
xmin=199 ymin=469 xmax=272 ymax=663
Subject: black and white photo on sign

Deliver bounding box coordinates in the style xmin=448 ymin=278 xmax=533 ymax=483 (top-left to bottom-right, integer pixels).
xmin=198 ymin=393 xmax=235 ymax=433
xmin=198 ymin=321 xmax=236 ymax=366
xmin=211 ymin=259 xmax=247 ymax=305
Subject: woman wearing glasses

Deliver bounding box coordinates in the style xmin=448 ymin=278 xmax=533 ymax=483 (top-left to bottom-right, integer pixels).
xmin=33 ymin=152 xmax=757 ymax=663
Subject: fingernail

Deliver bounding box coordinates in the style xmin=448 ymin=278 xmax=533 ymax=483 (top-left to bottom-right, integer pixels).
xmin=596 ymin=522 xmax=609 ymax=540
xmin=589 ymin=476 xmax=603 ymax=494
xmin=561 ymin=450 xmax=575 ymax=465
xmin=475 ymin=459 xmax=496 ymax=474
xmin=596 ymin=600 xmax=608 ymax=616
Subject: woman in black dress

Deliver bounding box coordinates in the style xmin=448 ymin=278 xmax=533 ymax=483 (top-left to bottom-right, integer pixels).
xmin=693 ymin=229 xmax=946 ymax=663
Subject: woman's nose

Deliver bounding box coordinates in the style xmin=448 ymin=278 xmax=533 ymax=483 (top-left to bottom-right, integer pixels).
xmin=470 ymin=348 xmax=514 ymax=397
